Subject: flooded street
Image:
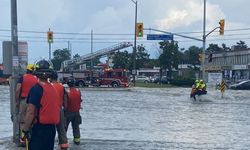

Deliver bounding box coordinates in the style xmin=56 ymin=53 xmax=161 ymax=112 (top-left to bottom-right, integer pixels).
xmin=0 ymin=85 xmax=250 ymax=149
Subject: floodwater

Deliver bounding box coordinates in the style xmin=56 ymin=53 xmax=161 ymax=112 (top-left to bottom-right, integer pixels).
xmin=0 ymin=85 xmax=250 ymax=149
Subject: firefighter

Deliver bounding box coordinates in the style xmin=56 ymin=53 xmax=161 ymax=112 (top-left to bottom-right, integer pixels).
xmin=21 ymin=59 xmax=61 ymax=150
xmin=198 ymin=80 xmax=207 ymax=95
xmin=50 ymin=71 xmax=69 ymax=150
xmin=190 ymin=80 xmax=199 ymax=100
xmin=65 ymin=78 xmax=82 ymax=145
xmin=15 ymin=64 xmax=38 ymax=146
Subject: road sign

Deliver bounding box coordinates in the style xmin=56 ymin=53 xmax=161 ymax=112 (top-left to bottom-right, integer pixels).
xmin=220 ymin=80 xmax=226 ymax=93
xmin=147 ymin=34 xmax=173 ymax=40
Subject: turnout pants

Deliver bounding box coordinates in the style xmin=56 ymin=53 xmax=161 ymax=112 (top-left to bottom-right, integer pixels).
xmin=65 ymin=111 xmax=81 ymax=139
xmin=18 ymin=98 xmax=27 ymax=127
xmin=56 ymin=109 xmax=68 ymax=145
xmin=29 ymin=124 xmax=56 ymax=150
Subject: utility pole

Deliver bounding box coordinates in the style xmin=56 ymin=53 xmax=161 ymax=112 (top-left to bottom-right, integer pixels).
xmin=49 ymin=28 xmax=51 ymax=60
xmin=131 ymin=0 xmax=137 ymax=86
xmin=90 ymin=30 xmax=93 ymax=84
xmin=10 ymin=0 xmax=20 ymax=143
xmin=68 ymin=41 xmax=72 ymax=59
xmin=202 ymin=0 xmax=207 ymax=80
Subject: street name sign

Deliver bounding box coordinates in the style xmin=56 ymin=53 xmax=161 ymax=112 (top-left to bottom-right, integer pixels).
xmin=147 ymin=34 xmax=173 ymax=40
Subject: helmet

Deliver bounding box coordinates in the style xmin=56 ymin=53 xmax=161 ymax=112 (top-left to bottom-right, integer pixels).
xmin=195 ymin=80 xmax=199 ymax=83
xmin=199 ymin=80 xmax=204 ymax=83
xmin=67 ymin=77 xmax=75 ymax=87
xmin=34 ymin=59 xmax=54 ymax=79
xmin=26 ymin=64 xmax=34 ymax=71
xmin=51 ymin=70 xmax=58 ymax=80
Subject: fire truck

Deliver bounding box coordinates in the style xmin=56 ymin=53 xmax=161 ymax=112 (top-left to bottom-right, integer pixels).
xmin=59 ymin=42 xmax=132 ymax=87
xmin=58 ymin=67 xmax=129 ymax=87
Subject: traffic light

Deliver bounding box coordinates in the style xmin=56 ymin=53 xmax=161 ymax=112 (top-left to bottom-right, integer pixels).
xmin=208 ymin=53 xmax=213 ymax=62
xmin=136 ymin=23 xmax=143 ymax=37
xmin=219 ymin=19 xmax=225 ymax=35
xmin=47 ymin=31 xmax=53 ymax=43
xmin=198 ymin=53 xmax=203 ymax=62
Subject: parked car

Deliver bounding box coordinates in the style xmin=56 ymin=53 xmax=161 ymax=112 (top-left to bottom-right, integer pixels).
xmin=152 ymin=76 xmax=170 ymax=84
xmin=229 ymin=80 xmax=250 ymax=90
xmin=130 ymin=75 xmax=150 ymax=83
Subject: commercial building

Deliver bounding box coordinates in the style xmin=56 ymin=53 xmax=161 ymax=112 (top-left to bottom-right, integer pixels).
xmin=204 ymin=48 xmax=250 ymax=82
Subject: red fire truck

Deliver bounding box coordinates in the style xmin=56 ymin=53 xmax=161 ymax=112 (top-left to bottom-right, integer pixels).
xmin=58 ymin=68 xmax=129 ymax=88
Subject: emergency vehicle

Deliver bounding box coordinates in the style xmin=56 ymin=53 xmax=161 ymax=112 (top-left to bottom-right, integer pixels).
xmin=58 ymin=67 xmax=129 ymax=88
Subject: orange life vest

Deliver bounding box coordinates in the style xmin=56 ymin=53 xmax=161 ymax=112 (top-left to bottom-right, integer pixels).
xmin=21 ymin=74 xmax=38 ymax=98
xmin=67 ymin=87 xmax=81 ymax=112
xmin=52 ymin=82 xmax=64 ymax=107
xmin=37 ymin=81 xmax=60 ymax=125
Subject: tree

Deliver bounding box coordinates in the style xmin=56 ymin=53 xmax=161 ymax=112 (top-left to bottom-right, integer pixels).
xmin=221 ymin=43 xmax=230 ymax=51
xmin=183 ymin=46 xmax=202 ymax=68
xmin=112 ymin=50 xmax=130 ymax=69
xmin=136 ymin=45 xmax=150 ymax=69
xmin=145 ymin=59 xmax=159 ymax=68
xmin=51 ymin=48 xmax=70 ymax=70
xmin=206 ymin=44 xmax=223 ymax=53
xmin=234 ymin=40 xmax=248 ymax=50
xmin=113 ymin=45 xmax=150 ymax=71
xmin=73 ymin=54 xmax=80 ymax=58
xmin=158 ymin=41 xmax=179 ymax=78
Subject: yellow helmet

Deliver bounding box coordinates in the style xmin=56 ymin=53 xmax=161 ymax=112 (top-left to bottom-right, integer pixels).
xmin=26 ymin=64 xmax=34 ymax=71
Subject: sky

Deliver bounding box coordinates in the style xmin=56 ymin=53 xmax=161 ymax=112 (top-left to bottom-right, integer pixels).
xmin=0 ymin=0 xmax=249 ymax=63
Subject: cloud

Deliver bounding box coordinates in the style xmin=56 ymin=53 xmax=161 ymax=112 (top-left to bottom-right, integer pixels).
xmin=18 ymin=0 xmax=65 ymax=29
xmin=83 ymin=6 xmax=122 ymax=32
xmin=154 ymin=1 xmax=225 ymax=30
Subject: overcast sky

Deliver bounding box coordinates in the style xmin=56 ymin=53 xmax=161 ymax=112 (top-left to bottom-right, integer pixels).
xmin=0 ymin=0 xmax=249 ymax=63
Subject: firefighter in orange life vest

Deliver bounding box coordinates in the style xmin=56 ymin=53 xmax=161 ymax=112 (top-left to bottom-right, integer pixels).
xmin=50 ymin=71 xmax=69 ymax=150
xmin=65 ymin=78 xmax=82 ymax=145
xmin=21 ymin=59 xmax=61 ymax=150
xmin=15 ymin=64 xmax=38 ymax=146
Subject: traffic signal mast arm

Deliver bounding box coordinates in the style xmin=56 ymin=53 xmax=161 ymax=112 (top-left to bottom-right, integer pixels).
xmin=144 ymin=28 xmax=203 ymax=42
xmin=144 ymin=24 xmax=223 ymax=42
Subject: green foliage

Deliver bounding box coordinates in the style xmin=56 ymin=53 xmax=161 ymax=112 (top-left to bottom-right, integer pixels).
xmin=136 ymin=45 xmax=150 ymax=69
xmin=235 ymin=40 xmax=248 ymax=49
xmin=183 ymin=46 xmax=202 ymax=67
xmin=113 ymin=50 xmax=130 ymax=69
xmin=112 ymin=45 xmax=150 ymax=71
xmin=206 ymin=44 xmax=223 ymax=53
xmin=145 ymin=59 xmax=159 ymax=68
xmin=51 ymin=48 xmax=70 ymax=70
xmin=158 ymin=41 xmax=180 ymax=78
xmin=73 ymin=54 xmax=80 ymax=58
xmin=171 ymin=76 xmax=195 ymax=87
xmin=134 ymin=82 xmax=174 ymax=88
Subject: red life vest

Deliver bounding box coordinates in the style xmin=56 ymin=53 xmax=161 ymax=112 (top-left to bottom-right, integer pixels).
xmin=52 ymin=82 xmax=64 ymax=107
xmin=21 ymin=74 xmax=38 ymax=98
xmin=37 ymin=81 xmax=60 ymax=125
xmin=67 ymin=87 xmax=81 ymax=112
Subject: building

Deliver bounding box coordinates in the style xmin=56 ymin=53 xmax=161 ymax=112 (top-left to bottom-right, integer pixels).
xmin=136 ymin=67 xmax=160 ymax=77
xmin=204 ymin=48 xmax=250 ymax=82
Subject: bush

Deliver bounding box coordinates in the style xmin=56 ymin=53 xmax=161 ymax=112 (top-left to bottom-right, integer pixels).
xmin=170 ymin=76 xmax=195 ymax=87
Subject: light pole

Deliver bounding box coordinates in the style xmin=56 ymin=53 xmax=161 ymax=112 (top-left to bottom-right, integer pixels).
xmin=202 ymin=0 xmax=206 ymax=80
xmin=131 ymin=0 xmax=137 ymax=86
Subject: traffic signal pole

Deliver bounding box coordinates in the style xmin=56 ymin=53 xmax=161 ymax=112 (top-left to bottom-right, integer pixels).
xmin=131 ymin=0 xmax=137 ymax=87
xmin=202 ymin=0 xmax=206 ymax=80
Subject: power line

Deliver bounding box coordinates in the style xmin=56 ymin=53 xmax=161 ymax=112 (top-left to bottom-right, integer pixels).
xmin=1 ymin=27 xmax=250 ymax=36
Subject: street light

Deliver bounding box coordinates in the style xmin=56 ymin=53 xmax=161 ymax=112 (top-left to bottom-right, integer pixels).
xmin=130 ymin=0 xmax=137 ymax=86
xmin=202 ymin=0 xmax=206 ymax=80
